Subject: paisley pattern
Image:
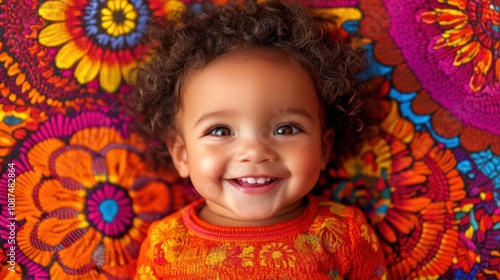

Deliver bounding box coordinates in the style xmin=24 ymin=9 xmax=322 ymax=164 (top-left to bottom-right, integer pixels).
xmin=0 ymin=0 xmax=499 ymax=279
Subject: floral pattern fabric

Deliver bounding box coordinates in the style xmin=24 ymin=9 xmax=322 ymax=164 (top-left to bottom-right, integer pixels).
xmin=0 ymin=0 xmax=499 ymax=279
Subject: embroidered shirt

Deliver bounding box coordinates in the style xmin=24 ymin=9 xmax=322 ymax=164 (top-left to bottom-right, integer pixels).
xmin=136 ymin=195 xmax=387 ymax=279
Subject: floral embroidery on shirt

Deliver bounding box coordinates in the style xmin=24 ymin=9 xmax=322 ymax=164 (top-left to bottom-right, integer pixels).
xmin=259 ymin=243 xmax=296 ymax=268
xmin=151 ymin=219 xmax=187 ymax=262
xmin=136 ymin=265 xmax=157 ymax=280
xmin=295 ymin=233 xmax=322 ymax=254
xmin=135 ymin=196 xmax=387 ymax=278
xmin=327 ymin=203 xmax=348 ymax=217
xmin=238 ymin=246 xmax=255 ymax=267
xmin=360 ymin=224 xmax=379 ymax=252
xmin=310 ymin=217 xmax=346 ymax=252
xmin=206 ymin=246 xmax=229 ymax=266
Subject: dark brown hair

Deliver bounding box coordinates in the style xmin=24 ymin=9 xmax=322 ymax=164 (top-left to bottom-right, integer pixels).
xmin=130 ymin=0 xmax=373 ymax=168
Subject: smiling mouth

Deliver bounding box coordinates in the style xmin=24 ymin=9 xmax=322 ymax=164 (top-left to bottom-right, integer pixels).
xmin=231 ymin=177 xmax=277 ymax=187
xmin=226 ymin=177 xmax=282 ymax=194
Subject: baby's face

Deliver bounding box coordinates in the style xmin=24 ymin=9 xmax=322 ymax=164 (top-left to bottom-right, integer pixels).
xmin=168 ymin=51 xmax=332 ymax=225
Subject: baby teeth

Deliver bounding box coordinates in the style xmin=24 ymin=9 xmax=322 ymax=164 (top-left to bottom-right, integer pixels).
xmin=239 ymin=177 xmax=274 ymax=184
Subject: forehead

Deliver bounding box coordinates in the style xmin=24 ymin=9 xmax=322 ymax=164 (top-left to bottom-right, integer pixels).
xmin=181 ymin=50 xmax=319 ymax=111
xmin=188 ymin=50 xmax=314 ymax=100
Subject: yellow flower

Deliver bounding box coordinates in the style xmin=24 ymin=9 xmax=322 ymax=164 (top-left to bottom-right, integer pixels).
xmin=206 ymin=247 xmax=229 ymax=266
xmin=37 ymin=0 xmax=185 ymax=92
xmin=136 ymin=265 xmax=157 ymax=280
xmin=151 ymin=220 xmax=187 ymax=262
xmin=310 ymin=217 xmax=346 ymax=252
xmin=238 ymin=246 xmax=255 ymax=267
xmin=259 ymin=243 xmax=295 ymax=268
xmin=101 ymin=0 xmax=138 ymax=37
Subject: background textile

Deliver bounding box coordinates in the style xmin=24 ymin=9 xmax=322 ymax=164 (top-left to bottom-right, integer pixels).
xmin=0 ymin=0 xmax=499 ymax=279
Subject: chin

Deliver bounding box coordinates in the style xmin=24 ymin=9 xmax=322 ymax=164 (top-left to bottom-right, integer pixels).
xmin=230 ymin=207 xmax=272 ymax=220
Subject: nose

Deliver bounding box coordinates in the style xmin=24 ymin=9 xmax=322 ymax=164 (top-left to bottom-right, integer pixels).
xmin=236 ymin=138 xmax=278 ymax=164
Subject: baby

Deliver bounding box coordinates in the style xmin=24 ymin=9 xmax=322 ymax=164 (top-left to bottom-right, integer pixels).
xmin=133 ymin=0 xmax=387 ymax=279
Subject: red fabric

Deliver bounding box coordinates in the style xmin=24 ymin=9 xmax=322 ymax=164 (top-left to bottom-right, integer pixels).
xmin=136 ymin=195 xmax=387 ymax=279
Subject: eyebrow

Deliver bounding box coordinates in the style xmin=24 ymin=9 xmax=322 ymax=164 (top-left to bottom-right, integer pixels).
xmin=194 ymin=107 xmax=315 ymax=127
xmin=194 ymin=110 xmax=238 ymax=127
xmin=276 ymin=108 xmax=315 ymax=123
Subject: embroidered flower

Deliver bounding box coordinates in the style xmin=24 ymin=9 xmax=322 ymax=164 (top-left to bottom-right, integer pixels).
xmin=37 ymin=0 xmax=185 ymax=92
xmin=2 ymin=112 xmax=174 ymax=278
xmin=101 ymin=0 xmax=138 ymax=37
xmin=360 ymin=224 xmax=379 ymax=252
xmin=310 ymin=217 xmax=346 ymax=252
xmin=295 ymin=233 xmax=322 ymax=254
xmin=328 ymin=98 xmax=466 ymax=279
xmin=237 ymin=246 xmax=255 ymax=267
xmin=151 ymin=219 xmax=187 ymax=263
xmin=137 ymin=265 xmax=158 ymax=280
xmin=421 ymin=0 xmax=500 ymax=92
xmin=259 ymin=243 xmax=295 ymax=269
xmin=206 ymin=247 xmax=229 ymax=266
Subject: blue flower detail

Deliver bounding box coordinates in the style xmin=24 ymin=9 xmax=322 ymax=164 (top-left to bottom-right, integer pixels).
xmin=83 ymin=0 xmax=150 ymax=49
xmin=99 ymin=198 xmax=119 ymax=222
xmin=3 ymin=116 xmax=23 ymax=126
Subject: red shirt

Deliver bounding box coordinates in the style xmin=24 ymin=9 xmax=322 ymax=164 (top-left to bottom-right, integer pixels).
xmin=136 ymin=195 xmax=387 ymax=279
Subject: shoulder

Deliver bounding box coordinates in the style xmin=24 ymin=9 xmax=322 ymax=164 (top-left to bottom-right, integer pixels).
xmin=314 ymin=199 xmax=376 ymax=242
xmin=308 ymin=197 xmax=378 ymax=250
xmin=314 ymin=197 xmax=365 ymax=224
xmin=145 ymin=201 xmax=197 ymax=244
xmin=307 ymin=197 xmax=360 ymax=247
xmin=314 ymin=198 xmax=382 ymax=255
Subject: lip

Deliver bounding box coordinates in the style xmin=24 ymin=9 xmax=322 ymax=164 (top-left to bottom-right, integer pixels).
xmin=226 ymin=177 xmax=282 ymax=195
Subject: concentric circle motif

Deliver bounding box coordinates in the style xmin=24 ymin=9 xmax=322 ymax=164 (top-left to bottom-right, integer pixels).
xmin=36 ymin=0 xmax=185 ymax=93
xmin=324 ymin=98 xmax=467 ymax=279
xmin=86 ymin=183 xmax=134 ymax=237
xmin=359 ymin=0 xmax=500 ymax=154
xmin=0 ymin=111 xmax=177 ymax=278
xmin=0 ymin=0 xmax=185 ymax=114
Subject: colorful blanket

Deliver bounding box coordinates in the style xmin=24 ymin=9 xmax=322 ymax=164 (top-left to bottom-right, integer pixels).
xmin=0 ymin=0 xmax=499 ymax=279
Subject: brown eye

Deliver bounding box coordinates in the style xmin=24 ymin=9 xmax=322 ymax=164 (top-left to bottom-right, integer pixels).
xmin=208 ymin=127 xmax=233 ymax=136
xmin=274 ymin=124 xmax=301 ymax=135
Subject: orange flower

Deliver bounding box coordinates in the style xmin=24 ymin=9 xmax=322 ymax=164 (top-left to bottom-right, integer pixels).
xmin=13 ymin=112 xmax=175 ymax=278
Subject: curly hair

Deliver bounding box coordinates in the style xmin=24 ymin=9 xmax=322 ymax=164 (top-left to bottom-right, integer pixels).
xmin=130 ymin=0 xmax=374 ymax=169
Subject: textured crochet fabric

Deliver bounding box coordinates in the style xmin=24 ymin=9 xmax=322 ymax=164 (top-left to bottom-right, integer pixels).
xmin=135 ymin=195 xmax=387 ymax=279
xmin=0 ymin=0 xmax=499 ymax=279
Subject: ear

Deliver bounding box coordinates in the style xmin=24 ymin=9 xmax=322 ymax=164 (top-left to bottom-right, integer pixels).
xmin=166 ymin=132 xmax=190 ymax=178
xmin=320 ymin=129 xmax=334 ymax=170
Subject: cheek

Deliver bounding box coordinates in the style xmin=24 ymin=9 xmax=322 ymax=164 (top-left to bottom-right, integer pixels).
xmin=295 ymin=152 xmax=322 ymax=176
xmin=188 ymin=143 xmax=228 ymax=190
xmin=282 ymin=142 xmax=323 ymax=178
xmin=187 ymin=145 xmax=228 ymax=179
xmin=187 ymin=146 xmax=228 ymax=198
